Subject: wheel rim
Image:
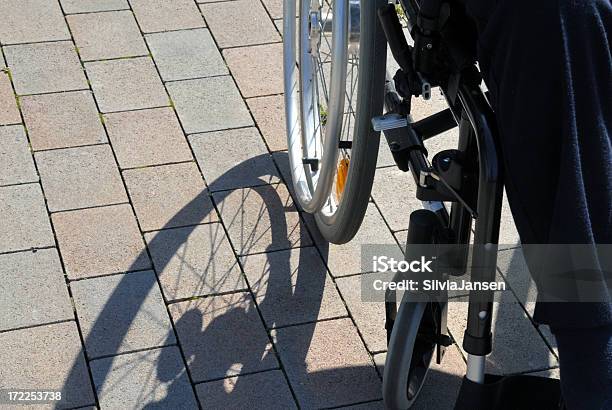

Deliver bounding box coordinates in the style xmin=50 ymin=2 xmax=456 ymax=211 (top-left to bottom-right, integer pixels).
xmin=284 ymin=0 xmax=361 ymax=216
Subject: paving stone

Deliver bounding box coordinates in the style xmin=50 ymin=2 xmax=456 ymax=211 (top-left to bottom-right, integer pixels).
xmin=86 ymin=57 xmax=169 ymax=113
xmin=200 ymin=0 xmax=280 ymax=48
xmin=246 ymin=94 xmax=286 ymax=151
xmin=538 ymin=324 xmax=559 ymax=357
xmin=241 ymin=247 xmax=347 ymax=328
xmin=169 ymin=292 xmax=278 ymax=382
xmin=189 ymin=127 xmax=280 ymax=191
xmin=146 ymin=29 xmax=227 ymax=82
xmin=0 ymin=322 xmax=95 ymax=408
xmin=52 ymin=204 xmax=151 ymax=278
xmin=91 ymin=346 xmax=198 ymax=409
xmin=0 ymin=184 xmax=55 ymax=253
xmin=4 ymin=42 xmax=88 ymax=95
xmin=527 ymin=367 xmax=561 ymax=379
xmin=0 ymin=0 xmax=70 ymax=45
xmin=224 ymin=43 xmax=283 ymax=98
xmin=123 ymin=162 xmax=217 ymax=231
xmin=371 ymin=166 xmax=423 ymax=232
xmin=499 ymin=191 xmax=521 ymax=249
xmin=61 ymin=0 xmax=129 ymax=13
xmin=374 ymin=345 xmax=467 ymax=410
xmin=213 ymin=183 xmax=311 ymax=255
xmin=35 ymin=145 xmax=127 ymax=212
xmin=104 ymin=107 xmax=193 ymax=169
xmin=261 ymin=0 xmax=284 ymax=19
xmin=21 ymin=90 xmax=107 ymax=151
xmin=145 ymin=222 xmax=245 ymax=302
xmin=272 ymin=318 xmax=382 ymax=408
xmin=68 ymin=11 xmax=148 ymax=61
xmin=336 ymin=274 xmax=387 ymax=353
xmin=338 ymin=401 xmax=385 ymax=410
xmin=131 ymin=0 xmax=205 ymax=33
xmin=0 ymin=125 xmax=38 ymax=186
xmin=196 ymin=369 xmax=296 ymax=409
xmin=316 ymin=204 xmax=399 ymax=278
xmin=447 ymin=293 xmax=558 ymax=375
xmin=166 ymin=76 xmax=252 ymax=134
xmin=0 ymin=249 xmax=72 ymax=332
xmin=377 ymin=136 xmax=396 ymax=168
xmin=496 ymin=247 xmax=538 ymax=315
xmin=0 ymin=71 xmax=20 ymax=125
xmin=71 ymin=270 xmax=175 ymax=358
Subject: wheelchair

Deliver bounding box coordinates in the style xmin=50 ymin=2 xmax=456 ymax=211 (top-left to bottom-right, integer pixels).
xmin=283 ymin=0 xmax=563 ymax=408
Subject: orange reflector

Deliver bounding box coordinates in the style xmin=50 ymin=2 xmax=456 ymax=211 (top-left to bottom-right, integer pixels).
xmin=335 ymin=158 xmax=350 ymax=200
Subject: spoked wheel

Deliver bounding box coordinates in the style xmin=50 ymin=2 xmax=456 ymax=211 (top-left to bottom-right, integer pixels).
xmin=283 ymin=0 xmax=386 ymax=244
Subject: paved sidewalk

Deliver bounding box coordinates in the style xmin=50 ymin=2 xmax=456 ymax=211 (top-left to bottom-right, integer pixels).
xmin=0 ymin=0 xmax=558 ymax=409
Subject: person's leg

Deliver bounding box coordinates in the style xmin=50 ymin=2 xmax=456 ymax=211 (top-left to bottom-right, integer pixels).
xmin=465 ymin=0 xmax=612 ymax=406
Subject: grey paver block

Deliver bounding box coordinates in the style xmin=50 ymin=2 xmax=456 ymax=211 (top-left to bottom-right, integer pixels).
xmin=68 ymin=11 xmax=148 ymax=61
xmin=447 ymin=294 xmax=558 ymax=375
xmin=272 ymin=318 xmax=382 ymax=408
xmin=169 ymin=292 xmax=278 ymax=382
xmin=0 ymin=322 xmax=95 ymax=408
xmin=4 ymin=42 xmax=88 ymax=95
xmin=189 ymin=127 xmax=280 ymax=191
xmin=71 ymin=270 xmax=175 ymax=358
xmin=377 ymin=138 xmax=395 ymax=169
xmin=21 ymin=90 xmax=107 ymax=151
xmin=0 ymin=249 xmax=73 ymax=332
xmin=104 ymin=107 xmax=193 ymax=169
xmin=499 ymin=192 xmax=521 ymax=249
xmin=316 ymin=205 xmax=399 ymax=278
xmin=246 ymin=94 xmax=286 ymax=151
xmin=146 ymin=28 xmax=227 ymax=81
xmin=86 ymin=57 xmax=168 ymax=113
xmin=241 ymin=247 xmax=347 ymax=328
xmin=166 ymin=76 xmax=252 ymax=134
xmin=336 ymin=274 xmax=387 ymax=353
xmin=0 ymin=184 xmax=55 ymax=253
xmin=35 ymin=144 xmax=127 ymax=212
xmin=496 ymin=247 xmax=538 ymax=315
xmin=52 ymin=204 xmax=151 ymax=278
xmin=91 ymin=346 xmax=198 ymax=409
xmin=131 ymin=0 xmax=205 ymax=33
xmin=0 ymin=0 xmax=70 ymax=45
xmin=123 ymin=162 xmax=217 ymax=231
xmin=371 ymin=166 xmax=423 ymax=232
xmin=339 ymin=401 xmax=385 ymax=410
xmin=224 ymin=43 xmax=283 ymax=98
xmin=145 ymin=222 xmax=245 ymax=302
xmin=61 ymin=0 xmax=129 ymax=13
xmin=196 ymin=370 xmax=296 ymax=409
xmin=0 ymin=71 xmax=20 ymax=125
xmin=0 ymin=125 xmax=38 ymax=186
xmin=261 ymin=0 xmax=284 ymax=19
xmin=213 ymin=183 xmax=312 ymax=255
xmin=528 ymin=366 xmax=561 ymax=379
xmin=200 ymin=0 xmax=280 ymax=48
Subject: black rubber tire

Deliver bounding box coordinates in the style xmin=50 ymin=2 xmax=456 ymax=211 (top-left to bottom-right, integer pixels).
xmin=314 ymin=0 xmax=387 ymax=244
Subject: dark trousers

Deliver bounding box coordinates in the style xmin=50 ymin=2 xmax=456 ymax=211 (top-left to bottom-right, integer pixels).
xmin=464 ymin=0 xmax=612 ymax=407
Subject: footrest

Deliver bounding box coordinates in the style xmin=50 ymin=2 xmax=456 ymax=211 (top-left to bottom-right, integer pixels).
xmin=454 ymin=374 xmax=562 ymax=410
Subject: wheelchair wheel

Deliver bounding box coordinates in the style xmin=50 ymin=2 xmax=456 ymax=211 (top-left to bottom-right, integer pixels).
xmin=384 ymin=300 xmax=443 ymax=409
xmin=283 ymin=0 xmax=387 ymax=244
xmin=383 ymin=210 xmax=445 ymax=409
